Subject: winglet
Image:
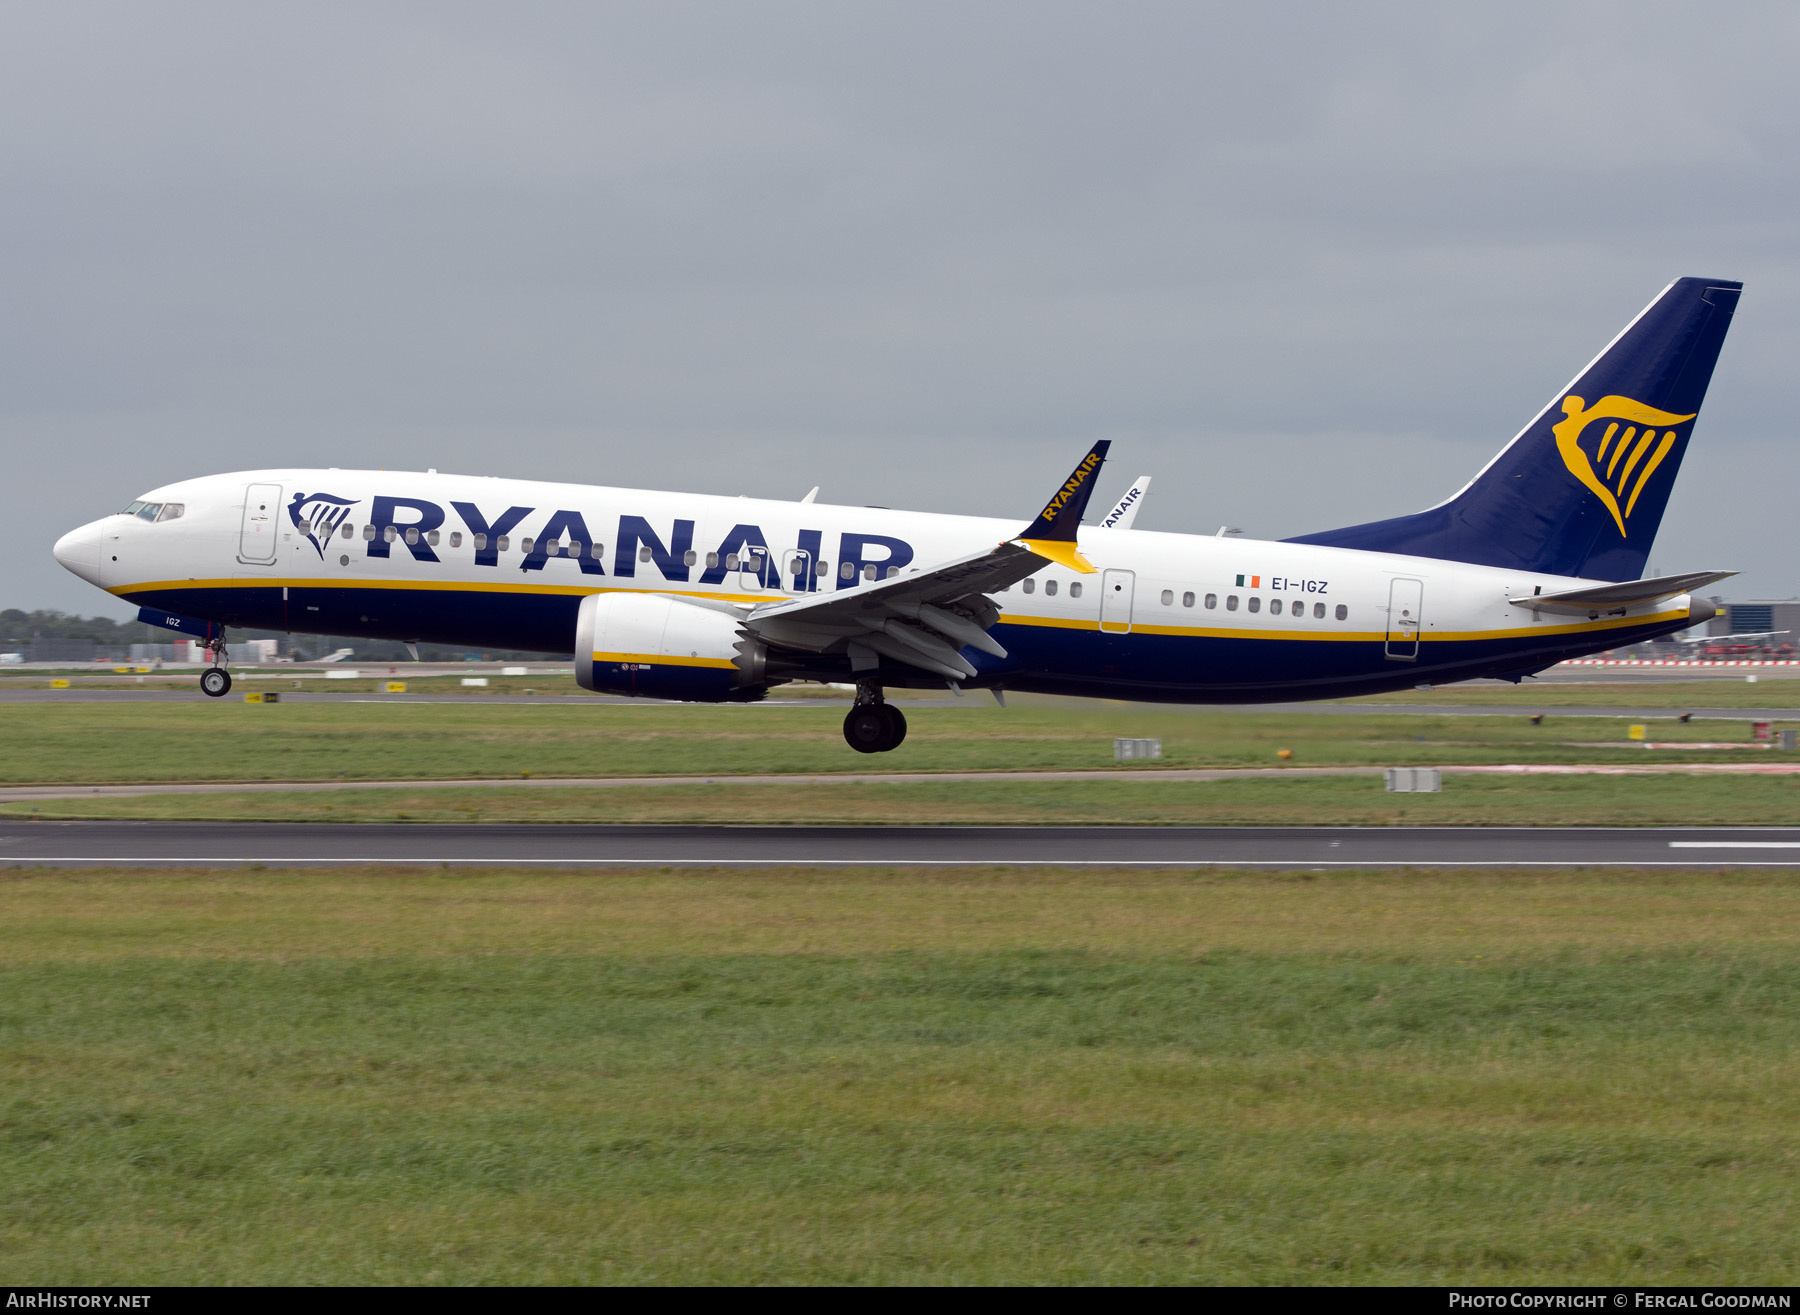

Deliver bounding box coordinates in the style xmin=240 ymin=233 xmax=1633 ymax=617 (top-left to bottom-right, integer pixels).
xmin=1014 ymin=441 xmax=1109 ymax=572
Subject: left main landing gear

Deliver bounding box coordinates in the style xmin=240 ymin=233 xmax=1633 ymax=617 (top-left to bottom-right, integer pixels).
xmin=843 ymin=685 xmax=907 ymax=753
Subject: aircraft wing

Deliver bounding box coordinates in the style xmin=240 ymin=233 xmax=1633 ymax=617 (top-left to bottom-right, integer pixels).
xmin=1098 ymin=475 xmax=1151 ymax=530
xmin=743 ymin=443 xmax=1110 ymax=683
xmin=1508 ymin=569 xmax=1735 ymax=617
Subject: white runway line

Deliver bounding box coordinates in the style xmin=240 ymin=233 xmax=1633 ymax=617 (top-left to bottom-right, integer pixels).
xmin=1668 ymin=841 xmax=1800 ymax=849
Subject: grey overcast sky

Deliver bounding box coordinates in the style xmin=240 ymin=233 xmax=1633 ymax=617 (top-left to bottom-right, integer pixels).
xmin=5 ymin=1 xmax=1798 ymax=615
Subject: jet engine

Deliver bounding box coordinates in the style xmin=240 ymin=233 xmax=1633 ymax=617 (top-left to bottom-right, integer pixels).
xmin=574 ymin=591 xmax=767 ymax=701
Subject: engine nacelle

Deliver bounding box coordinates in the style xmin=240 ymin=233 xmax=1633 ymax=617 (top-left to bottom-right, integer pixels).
xmin=574 ymin=591 xmax=767 ymax=701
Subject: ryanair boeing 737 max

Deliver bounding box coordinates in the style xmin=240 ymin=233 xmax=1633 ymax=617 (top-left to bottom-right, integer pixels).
xmin=53 ymin=278 xmax=1742 ymax=752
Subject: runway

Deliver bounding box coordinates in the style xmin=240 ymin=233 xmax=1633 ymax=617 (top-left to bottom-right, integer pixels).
xmin=6 ymin=820 xmax=1800 ymax=866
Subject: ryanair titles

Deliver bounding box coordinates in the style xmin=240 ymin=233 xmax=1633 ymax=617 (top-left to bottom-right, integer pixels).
xmin=298 ymin=492 xmax=915 ymax=592
xmin=1038 ymin=450 xmax=1104 ymax=528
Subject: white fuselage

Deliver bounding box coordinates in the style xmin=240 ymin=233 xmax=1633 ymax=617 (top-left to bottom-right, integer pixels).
xmin=55 ymin=467 xmax=1699 ymax=700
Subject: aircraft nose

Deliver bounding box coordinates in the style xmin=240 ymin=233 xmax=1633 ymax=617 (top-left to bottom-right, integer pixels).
xmin=52 ymin=519 xmax=105 ymax=586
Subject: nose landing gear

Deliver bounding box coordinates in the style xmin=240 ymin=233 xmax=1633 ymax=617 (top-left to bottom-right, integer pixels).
xmin=843 ymin=683 xmax=907 ymax=753
xmin=199 ymin=633 xmax=232 ymax=697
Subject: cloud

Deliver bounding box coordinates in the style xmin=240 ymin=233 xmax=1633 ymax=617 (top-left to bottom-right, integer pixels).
xmin=4 ymin=0 xmax=1797 ymax=612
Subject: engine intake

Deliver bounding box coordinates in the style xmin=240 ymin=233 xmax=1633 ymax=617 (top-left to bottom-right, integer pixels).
xmin=575 ymin=592 xmax=767 ymax=701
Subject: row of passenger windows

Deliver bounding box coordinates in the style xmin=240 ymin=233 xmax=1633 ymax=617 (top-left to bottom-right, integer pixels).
xmin=332 ymin=524 xmax=916 ymax=580
xmin=998 ymin=575 xmax=1350 ymax=621
xmin=325 ymin=524 xmax=1346 ymax=616
xmin=1016 ymin=578 xmax=1080 ymax=597
xmin=1159 ymin=589 xmax=1349 ymax=620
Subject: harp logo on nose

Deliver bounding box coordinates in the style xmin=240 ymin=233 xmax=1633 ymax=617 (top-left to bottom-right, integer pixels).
xmin=1552 ymin=395 xmax=1696 ymax=537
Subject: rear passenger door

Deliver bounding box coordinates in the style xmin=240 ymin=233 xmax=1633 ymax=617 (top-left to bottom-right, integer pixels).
xmin=1385 ymin=577 xmax=1423 ymax=660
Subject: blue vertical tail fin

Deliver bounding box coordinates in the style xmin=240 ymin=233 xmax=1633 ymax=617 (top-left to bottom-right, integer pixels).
xmin=1287 ymin=277 xmax=1742 ymax=581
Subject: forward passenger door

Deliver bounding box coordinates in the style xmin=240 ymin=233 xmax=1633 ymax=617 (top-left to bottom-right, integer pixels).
xmin=237 ymin=482 xmax=282 ymax=565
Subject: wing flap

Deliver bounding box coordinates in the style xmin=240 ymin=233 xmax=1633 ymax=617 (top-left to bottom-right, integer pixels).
xmin=744 ymin=444 xmax=1113 ymax=681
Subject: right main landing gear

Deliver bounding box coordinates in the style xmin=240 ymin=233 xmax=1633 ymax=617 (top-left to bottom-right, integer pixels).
xmin=843 ymin=686 xmax=907 ymax=754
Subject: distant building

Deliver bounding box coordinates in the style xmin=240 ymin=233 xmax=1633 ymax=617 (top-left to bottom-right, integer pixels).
xmin=1706 ymin=598 xmax=1800 ymax=640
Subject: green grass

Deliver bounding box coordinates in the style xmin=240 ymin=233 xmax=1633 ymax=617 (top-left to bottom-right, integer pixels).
xmin=12 ymin=770 xmax=1800 ymax=827
xmin=1349 ymin=679 xmax=1800 ymax=709
xmin=3 ymin=866 xmax=1798 ymax=1283
xmin=2 ymin=701 xmax=1796 ymax=786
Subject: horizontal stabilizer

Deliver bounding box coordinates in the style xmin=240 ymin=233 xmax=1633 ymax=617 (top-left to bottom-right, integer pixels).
xmin=1509 ymin=570 xmax=1734 ymax=616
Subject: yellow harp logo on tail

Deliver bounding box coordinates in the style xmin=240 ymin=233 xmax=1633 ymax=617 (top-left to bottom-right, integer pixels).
xmin=1552 ymin=395 xmax=1695 ymax=537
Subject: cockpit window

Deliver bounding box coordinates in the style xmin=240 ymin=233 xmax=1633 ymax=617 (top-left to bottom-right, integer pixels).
xmin=134 ymin=503 xmax=164 ymax=522
xmin=122 ymin=500 xmax=146 ymax=516
xmin=156 ymin=503 xmax=184 ymax=522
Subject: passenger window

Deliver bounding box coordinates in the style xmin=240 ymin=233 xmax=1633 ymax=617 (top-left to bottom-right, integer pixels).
xmin=683 ymin=550 xmax=697 ymax=566
xmin=1225 ymin=594 xmax=1238 ymax=611
xmin=496 ymin=535 xmax=509 ymax=552
xmin=996 ymin=584 xmax=1010 ymax=593
xmin=520 ymin=536 xmax=534 ymax=554
xmin=473 ymin=532 xmax=487 ymax=550
xmin=1069 ymin=581 xmax=1082 ymax=598
xmin=569 ymin=541 xmax=583 ymax=557
xmin=1045 ymin=580 xmax=1058 ymax=596
xmin=865 ymin=565 xmax=877 ymax=581
xmin=1182 ymin=591 xmax=1194 ymax=608
xmin=1313 ymin=602 xmax=1324 ymax=619
xmin=885 ymin=566 xmax=898 ymax=579
xmin=593 ymin=543 xmax=603 ymax=558
xmin=727 ymin=553 xmax=740 ymax=570
xmin=817 ymin=560 xmax=828 ymax=576
xmin=341 ymin=523 xmax=354 ymax=539
xmin=1247 ymin=597 xmax=1261 ymax=613
xmin=385 ymin=526 xmax=399 ymax=543
xmin=1335 ymin=604 xmax=1348 ymax=621
xmin=426 ymin=529 xmax=440 ymax=546
xmin=1292 ymin=604 xmax=1304 ymax=621
xmin=639 ymin=546 xmax=652 ymax=563
xmin=1204 ymin=593 xmax=1216 ymax=609
xmin=840 ymin=561 xmax=854 ymax=580
xmin=1160 ymin=589 xmax=1173 ymax=606
xmin=1022 ymin=578 xmax=1036 ymax=594
xmin=1269 ymin=598 xmax=1282 ymax=615
xmin=449 ymin=532 xmax=462 ymax=548
xmin=156 ymin=504 xmax=185 ymax=522
xmin=363 ymin=524 xmax=376 ymax=541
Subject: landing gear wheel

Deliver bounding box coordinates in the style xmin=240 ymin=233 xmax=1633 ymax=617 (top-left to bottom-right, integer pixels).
xmin=200 ymin=668 xmax=232 ymax=698
xmin=844 ymin=705 xmax=891 ymax=754
xmin=842 ymin=703 xmax=907 ymax=753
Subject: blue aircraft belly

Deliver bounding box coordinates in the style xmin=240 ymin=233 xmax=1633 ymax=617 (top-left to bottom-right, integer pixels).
xmin=119 ymin=582 xmax=1688 ymax=701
